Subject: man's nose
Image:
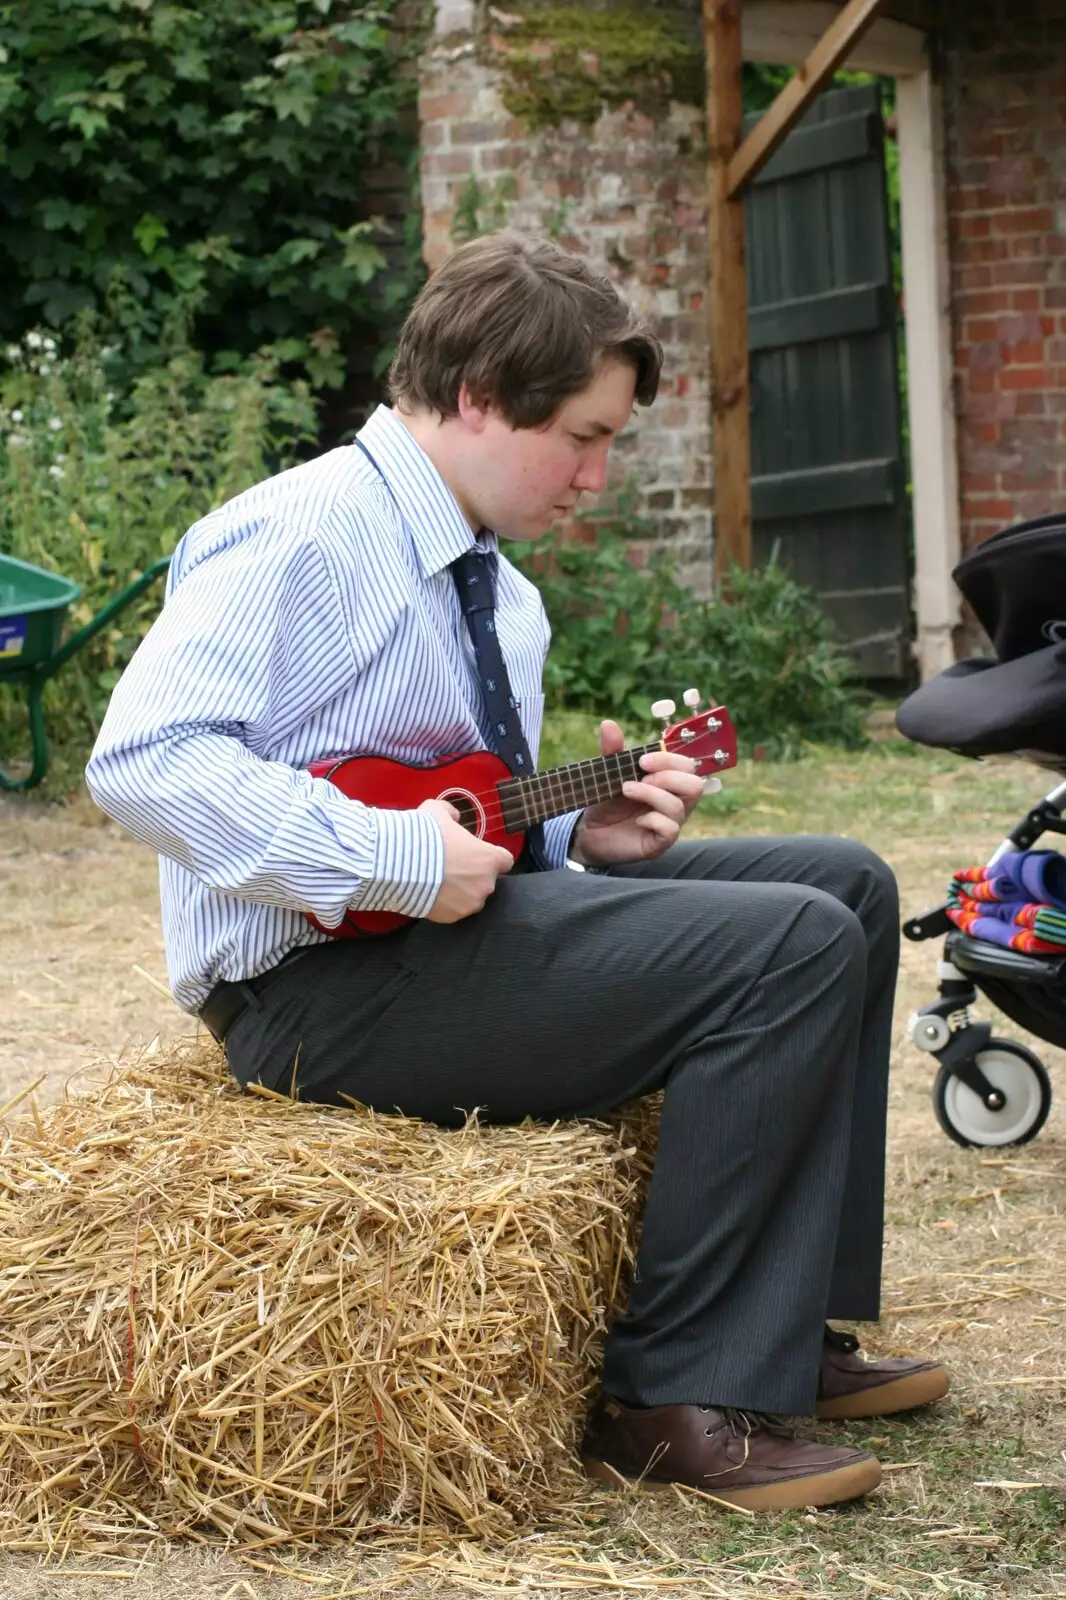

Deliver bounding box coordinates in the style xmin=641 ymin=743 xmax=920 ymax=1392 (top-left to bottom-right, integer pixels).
xmin=572 ymin=450 xmax=609 ymax=494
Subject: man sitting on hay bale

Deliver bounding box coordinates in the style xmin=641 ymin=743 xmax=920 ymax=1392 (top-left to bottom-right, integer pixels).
xmin=86 ymin=231 xmax=949 ymax=1513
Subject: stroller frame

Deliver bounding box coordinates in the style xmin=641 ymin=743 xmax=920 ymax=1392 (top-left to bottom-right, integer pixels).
xmin=904 ymin=774 xmax=1066 ymax=1147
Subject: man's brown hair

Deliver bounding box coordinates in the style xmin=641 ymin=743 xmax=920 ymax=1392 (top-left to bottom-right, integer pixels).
xmin=388 ymin=232 xmax=662 ymax=427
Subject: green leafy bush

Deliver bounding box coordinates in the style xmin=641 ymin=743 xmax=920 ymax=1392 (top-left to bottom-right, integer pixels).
xmin=1 ymin=348 xmax=865 ymax=789
xmin=0 ymin=0 xmax=419 ymax=389
xmin=0 ymin=316 xmax=317 ymax=785
xmin=511 ymin=493 xmax=868 ymax=758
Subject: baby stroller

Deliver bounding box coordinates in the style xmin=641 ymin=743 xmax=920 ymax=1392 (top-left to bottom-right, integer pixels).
xmin=896 ymin=512 xmax=1066 ymax=1148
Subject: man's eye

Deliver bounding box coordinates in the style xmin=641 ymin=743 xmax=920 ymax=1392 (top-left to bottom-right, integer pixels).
xmin=572 ymin=433 xmax=594 ymax=445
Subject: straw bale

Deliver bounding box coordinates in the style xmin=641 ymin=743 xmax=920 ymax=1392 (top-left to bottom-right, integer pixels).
xmin=0 ymin=1045 xmax=658 ymax=1552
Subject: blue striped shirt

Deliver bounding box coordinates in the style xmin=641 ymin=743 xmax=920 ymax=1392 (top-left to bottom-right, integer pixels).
xmin=85 ymin=405 xmax=580 ymax=1012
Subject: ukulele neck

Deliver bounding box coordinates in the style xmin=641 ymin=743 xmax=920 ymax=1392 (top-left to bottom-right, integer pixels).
xmin=496 ymin=743 xmax=661 ymax=832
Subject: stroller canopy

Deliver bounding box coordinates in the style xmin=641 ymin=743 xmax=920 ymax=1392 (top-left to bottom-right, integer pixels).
xmin=897 ymin=514 xmax=1066 ymax=760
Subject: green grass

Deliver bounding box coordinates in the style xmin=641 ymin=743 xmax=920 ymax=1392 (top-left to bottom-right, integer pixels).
xmin=540 ymin=711 xmax=1043 ymax=844
xmin=572 ymin=1424 xmax=1065 ymax=1592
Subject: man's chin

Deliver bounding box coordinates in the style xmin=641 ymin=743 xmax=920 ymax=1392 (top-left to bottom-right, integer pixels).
xmin=498 ymin=514 xmax=557 ymax=542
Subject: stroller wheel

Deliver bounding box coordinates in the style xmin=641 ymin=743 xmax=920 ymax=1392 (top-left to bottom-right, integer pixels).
xmin=933 ymin=1039 xmax=1052 ymax=1148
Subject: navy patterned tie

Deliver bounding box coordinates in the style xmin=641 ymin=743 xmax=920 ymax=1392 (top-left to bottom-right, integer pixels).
xmin=451 ymin=546 xmax=548 ymax=870
xmin=351 ymin=440 xmax=550 ymax=869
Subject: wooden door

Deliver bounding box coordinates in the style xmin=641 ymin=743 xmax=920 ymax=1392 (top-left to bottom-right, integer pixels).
xmin=746 ymin=82 xmax=912 ymax=679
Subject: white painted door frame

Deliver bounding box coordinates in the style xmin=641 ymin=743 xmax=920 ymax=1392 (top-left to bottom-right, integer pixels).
xmin=742 ymin=1 xmax=961 ymax=679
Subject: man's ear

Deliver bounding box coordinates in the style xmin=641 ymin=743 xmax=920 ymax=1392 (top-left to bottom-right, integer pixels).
xmin=457 ymin=383 xmax=492 ymax=433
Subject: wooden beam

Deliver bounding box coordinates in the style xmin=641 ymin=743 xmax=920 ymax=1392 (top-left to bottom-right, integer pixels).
xmin=727 ymin=0 xmax=887 ymax=199
xmin=703 ymin=0 xmax=751 ymax=579
xmin=742 ymin=1 xmax=925 ymax=77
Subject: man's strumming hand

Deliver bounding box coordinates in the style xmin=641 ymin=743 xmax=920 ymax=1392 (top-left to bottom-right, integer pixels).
xmin=420 ymin=797 xmax=514 ymax=922
xmin=568 ymin=719 xmax=705 ymax=868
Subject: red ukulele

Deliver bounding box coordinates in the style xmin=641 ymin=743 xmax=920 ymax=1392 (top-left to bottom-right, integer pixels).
xmin=307 ymin=690 xmax=737 ymax=937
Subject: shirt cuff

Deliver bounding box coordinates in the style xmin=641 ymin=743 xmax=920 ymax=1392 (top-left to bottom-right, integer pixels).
xmin=352 ymin=807 xmax=445 ymax=918
xmin=541 ymin=810 xmax=583 ymax=871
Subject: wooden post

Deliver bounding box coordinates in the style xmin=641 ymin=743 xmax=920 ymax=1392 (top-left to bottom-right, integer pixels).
xmin=728 ymin=0 xmax=888 ymax=198
xmin=703 ymin=0 xmax=751 ymax=581
xmin=897 ymin=69 xmax=961 ymax=679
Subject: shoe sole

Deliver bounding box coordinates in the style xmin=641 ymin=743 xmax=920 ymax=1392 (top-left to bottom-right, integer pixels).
xmin=814 ymin=1366 xmax=950 ymax=1420
xmin=581 ymin=1452 xmax=882 ymax=1510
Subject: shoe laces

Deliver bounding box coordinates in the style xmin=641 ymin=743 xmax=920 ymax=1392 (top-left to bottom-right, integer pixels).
xmin=696 ymin=1406 xmax=792 ymax=1479
xmin=698 ymin=1406 xmax=792 ymax=1442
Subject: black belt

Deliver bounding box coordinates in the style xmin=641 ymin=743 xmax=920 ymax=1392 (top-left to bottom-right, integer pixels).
xmin=199 ymin=980 xmax=255 ymax=1046
xmin=199 ymin=948 xmax=311 ymax=1046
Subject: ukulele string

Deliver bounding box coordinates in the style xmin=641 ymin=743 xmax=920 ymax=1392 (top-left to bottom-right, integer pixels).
xmin=322 ymin=744 xmax=661 ymax=832
xmin=421 ymin=745 xmax=657 ymax=827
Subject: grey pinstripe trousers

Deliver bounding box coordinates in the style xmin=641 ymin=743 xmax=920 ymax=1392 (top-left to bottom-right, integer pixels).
xmin=225 ymin=835 xmax=899 ymax=1415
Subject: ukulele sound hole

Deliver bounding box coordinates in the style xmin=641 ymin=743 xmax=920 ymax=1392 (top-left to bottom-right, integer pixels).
xmin=438 ymin=788 xmax=484 ymax=836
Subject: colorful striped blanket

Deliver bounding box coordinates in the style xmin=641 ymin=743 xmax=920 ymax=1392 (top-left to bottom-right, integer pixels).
xmin=947 ymin=849 xmax=1066 ymax=954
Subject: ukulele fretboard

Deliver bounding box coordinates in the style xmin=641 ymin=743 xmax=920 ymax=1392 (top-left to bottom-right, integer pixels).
xmin=496 ymin=743 xmax=661 ymax=832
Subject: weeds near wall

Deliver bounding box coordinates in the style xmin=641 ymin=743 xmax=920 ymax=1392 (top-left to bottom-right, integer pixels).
xmin=511 ymin=491 xmax=868 ymax=758
xmin=0 ymin=314 xmax=316 ymax=781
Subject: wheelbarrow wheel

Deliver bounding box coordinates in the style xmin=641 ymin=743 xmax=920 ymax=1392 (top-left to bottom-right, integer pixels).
xmin=933 ymin=1038 xmax=1051 ymax=1148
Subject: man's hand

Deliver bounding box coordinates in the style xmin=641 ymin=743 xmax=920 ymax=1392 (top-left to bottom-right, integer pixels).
xmin=569 ymin=719 xmax=705 ymax=868
xmin=420 ymin=797 xmax=514 ymax=922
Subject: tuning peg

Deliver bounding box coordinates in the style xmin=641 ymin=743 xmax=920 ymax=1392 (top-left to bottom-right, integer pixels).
xmin=651 ymin=698 xmax=676 ymax=740
xmin=682 ymin=688 xmax=701 ymax=710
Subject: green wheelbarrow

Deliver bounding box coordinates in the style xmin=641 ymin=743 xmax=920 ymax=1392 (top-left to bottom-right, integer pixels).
xmin=0 ymin=551 xmax=171 ymax=791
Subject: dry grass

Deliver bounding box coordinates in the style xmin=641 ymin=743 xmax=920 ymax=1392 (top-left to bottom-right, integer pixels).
xmin=0 ymin=798 xmax=195 ymax=1112
xmin=0 ymin=737 xmax=1065 ymax=1597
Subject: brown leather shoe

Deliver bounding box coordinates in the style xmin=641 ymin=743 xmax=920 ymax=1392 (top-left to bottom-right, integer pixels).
xmin=582 ymin=1397 xmax=881 ymax=1510
xmin=815 ymin=1326 xmax=950 ymax=1419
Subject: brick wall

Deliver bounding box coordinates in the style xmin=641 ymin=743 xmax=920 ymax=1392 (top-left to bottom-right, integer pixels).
xmin=419 ymin=0 xmax=1066 ymax=619
xmin=419 ymin=1 xmax=714 ymax=592
xmin=938 ymin=0 xmax=1066 ymax=555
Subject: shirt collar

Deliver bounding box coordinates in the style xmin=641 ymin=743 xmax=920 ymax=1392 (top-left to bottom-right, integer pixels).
xmin=356 ymin=405 xmax=496 ymax=578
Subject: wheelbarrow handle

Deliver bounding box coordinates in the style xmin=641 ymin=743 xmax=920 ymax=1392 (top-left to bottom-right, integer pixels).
xmin=0 ymin=675 xmax=49 ymax=793
xmin=0 ymin=556 xmax=171 ymax=791
xmin=45 ymin=556 xmax=172 ymax=677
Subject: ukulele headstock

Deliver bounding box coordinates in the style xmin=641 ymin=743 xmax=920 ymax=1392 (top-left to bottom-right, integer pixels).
xmin=653 ymin=690 xmax=738 ymax=776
